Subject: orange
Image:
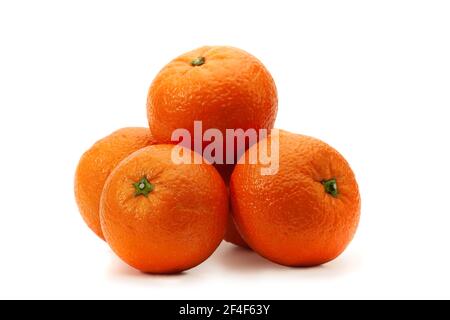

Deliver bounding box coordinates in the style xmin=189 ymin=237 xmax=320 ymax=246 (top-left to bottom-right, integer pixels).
xmin=100 ymin=144 xmax=228 ymax=273
xmin=74 ymin=127 xmax=155 ymax=239
xmin=224 ymin=215 xmax=249 ymax=248
xmin=230 ymin=130 xmax=361 ymax=267
xmin=147 ymin=46 xmax=277 ymax=152
xmin=215 ymin=164 xmax=249 ymax=248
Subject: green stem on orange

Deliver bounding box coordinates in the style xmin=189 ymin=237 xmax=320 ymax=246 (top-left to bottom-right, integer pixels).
xmin=191 ymin=56 xmax=206 ymax=67
xmin=322 ymin=178 xmax=339 ymax=198
xmin=133 ymin=177 xmax=154 ymax=197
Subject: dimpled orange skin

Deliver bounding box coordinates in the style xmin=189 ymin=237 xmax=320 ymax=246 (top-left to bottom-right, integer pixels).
xmin=74 ymin=127 xmax=155 ymax=240
xmin=230 ymin=130 xmax=361 ymax=267
xmin=147 ymin=46 xmax=278 ymax=146
xmin=100 ymin=145 xmax=228 ymax=274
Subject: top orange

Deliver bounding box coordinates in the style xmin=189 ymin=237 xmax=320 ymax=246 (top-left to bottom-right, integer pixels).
xmin=147 ymin=46 xmax=278 ymax=148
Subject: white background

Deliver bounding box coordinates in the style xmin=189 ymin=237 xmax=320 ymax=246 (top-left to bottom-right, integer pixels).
xmin=1 ymin=0 xmax=449 ymax=300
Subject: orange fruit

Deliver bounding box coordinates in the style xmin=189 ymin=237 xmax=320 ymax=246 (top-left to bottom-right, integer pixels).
xmin=100 ymin=144 xmax=228 ymax=273
xmin=74 ymin=127 xmax=155 ymax=239
xmin=147 ymin=46 xmax=278 ymax=152
xmin=230 ymin=130 xmax=361 ymax=267
xmin=224 ymin=215 xmax=249 ymax=248
xmin=215 ymin=164 xmax=249 ymax=248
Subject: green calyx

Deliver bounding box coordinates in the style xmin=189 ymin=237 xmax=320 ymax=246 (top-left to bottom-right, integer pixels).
xmin=191 ymin=56 xmax=206 ymax=67
xmin=322 ymin=178 xmax=339 ymax=198
xmin=133 ymin=177 xmax=154 ymax=197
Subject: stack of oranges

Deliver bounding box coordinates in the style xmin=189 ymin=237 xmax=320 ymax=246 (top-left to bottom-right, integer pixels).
xmin=75 ymin=46 xmax=360 ymax=274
